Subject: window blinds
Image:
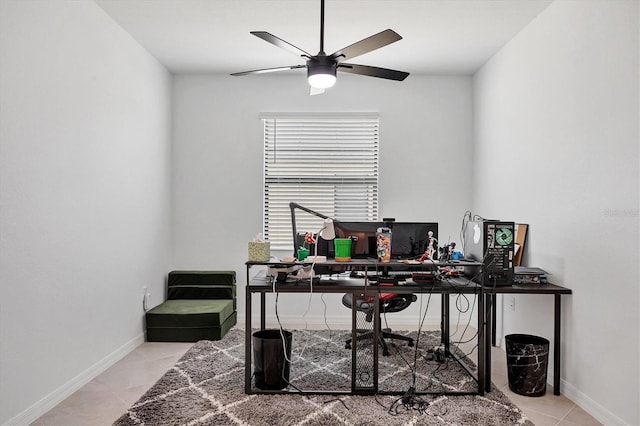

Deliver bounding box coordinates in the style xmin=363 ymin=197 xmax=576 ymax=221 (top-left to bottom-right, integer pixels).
xmin=263 ymin=115 xmax=379 ymax=248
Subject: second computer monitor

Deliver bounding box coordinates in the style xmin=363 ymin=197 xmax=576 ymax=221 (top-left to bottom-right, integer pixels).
xmin=390 ymin=222 xmax=439 ymax=259
xmin=333 ymin=221 xmax=438 ymax=260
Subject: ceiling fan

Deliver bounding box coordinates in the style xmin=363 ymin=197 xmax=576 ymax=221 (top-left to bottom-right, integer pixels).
xmin=230 ymin=0 xmax=409 ymax=95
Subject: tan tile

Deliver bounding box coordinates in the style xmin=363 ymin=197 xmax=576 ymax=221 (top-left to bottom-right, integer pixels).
xmin=520 ymin=406 xmax=562 ymax=426
xmin=94 ymin=355 xmax=176 ymax=394
xmin=488 ymin=347 xmax=510 ymax=390
xmin=134 ymin=341 xmax=193 ymax=361
xmin=32 ymin=343 xmax=191 ymax=426
xmin=490 ymin=346 xmax=508 ymax=367
xmin=33 ymin=383 xmax=127 ymax=426
xmin=113 ymin=382 xmax=157 ymax=406
xmin=490 ymin=368 xmax=509 ymax=389
xmin=560 ymin=405 xmax=603 ymax=426
xmin=505 ymin=387 xmax=575 ymax=420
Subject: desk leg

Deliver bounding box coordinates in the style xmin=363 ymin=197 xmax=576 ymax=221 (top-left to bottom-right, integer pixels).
xmin=554 ymin=295 xmax=562 ymax=395
xmin=260 ymin=293 xmax=266 ymax=330
xmin=442 ymin=294 xmax=450 ymax=352
xmin=373 ymin=292 xmax=379 ymax=392
xmin=478 ymin=291 xmax=485 ymax=396
xmin=491 ymin=294 xmax=497 ymax=346
xmin=245 ymin=288 xmax=252 ymax=394
xmin=351 ymin=295 xmax=357 ymax=392
xmin=484 ymin=294 xmax=493 ymax=393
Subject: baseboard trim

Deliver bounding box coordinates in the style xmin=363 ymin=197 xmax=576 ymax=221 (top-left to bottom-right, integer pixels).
xmin=3 ymin=333 xmax=144 ymax=426
xmin=560 ymin=378 xmax=629 ymax=425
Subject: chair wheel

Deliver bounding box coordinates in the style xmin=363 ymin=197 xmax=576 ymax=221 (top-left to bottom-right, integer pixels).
xmin=345 ymin=343 xmax=351 ymax=349
xmin=408 ymin=341 xmax=414 ymax=347
xmin=382 ymin=349 xmax=390 ymax=356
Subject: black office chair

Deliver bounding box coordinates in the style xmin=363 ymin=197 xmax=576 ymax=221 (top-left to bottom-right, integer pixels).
xmin=342 ymin=291 xmax=417 ymax=356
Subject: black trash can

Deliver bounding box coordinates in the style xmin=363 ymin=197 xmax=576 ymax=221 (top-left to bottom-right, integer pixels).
xmin=252 ymin=329 xmax=292 ymax=390
xmin=505 ymin=334 xmax=550 ymax=397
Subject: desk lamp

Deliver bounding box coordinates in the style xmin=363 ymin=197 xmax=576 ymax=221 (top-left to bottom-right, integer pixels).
xmin=289 ymin=202 xmax=335 ymax=262
xmin=309 ymin=217 xmax=335 ymax=262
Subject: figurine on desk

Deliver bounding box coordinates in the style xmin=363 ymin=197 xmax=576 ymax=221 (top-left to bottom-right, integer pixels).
xmin=450 ymin=243 xmax=464 ymax=260
xmin=438 ymin=242 xmax=464 ymax=261
xmin=418 ymin=230 xmax=438 ymax=261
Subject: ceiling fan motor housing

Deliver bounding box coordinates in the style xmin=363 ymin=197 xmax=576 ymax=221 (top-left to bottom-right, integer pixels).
xmin=307 ymin=55 xmax=337 ymax=88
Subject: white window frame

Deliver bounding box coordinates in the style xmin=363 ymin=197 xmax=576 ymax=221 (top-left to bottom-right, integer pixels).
xmin=262 ymin=113 xmax=379 ymax=250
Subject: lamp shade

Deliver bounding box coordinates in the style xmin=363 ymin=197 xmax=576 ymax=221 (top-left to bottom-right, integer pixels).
xmin=319 ymin=218 xmax=335 ymax=240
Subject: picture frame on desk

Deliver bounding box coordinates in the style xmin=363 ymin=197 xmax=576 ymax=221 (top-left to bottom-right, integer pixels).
xmin=514 ymin=224 xmax=528 ymax=266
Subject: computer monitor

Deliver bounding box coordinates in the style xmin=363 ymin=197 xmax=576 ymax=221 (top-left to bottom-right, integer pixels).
xmin=299 ymin=220 xmax=440 ymax=261
xmin=389 ymin=222 xmax=439 ymax=259
xmin=333 ymin=221 xmax=383 ymax=258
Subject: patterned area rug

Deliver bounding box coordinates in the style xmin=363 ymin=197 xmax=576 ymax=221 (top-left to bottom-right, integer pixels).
xmin=114 ymin=328 xmax=534 ymax=425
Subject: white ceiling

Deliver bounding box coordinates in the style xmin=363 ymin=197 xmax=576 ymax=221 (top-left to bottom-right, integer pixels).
xmin=95 ymin=0 xmax=553 ymax=76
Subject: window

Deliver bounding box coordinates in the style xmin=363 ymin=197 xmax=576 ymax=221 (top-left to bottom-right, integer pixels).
xmin=263 ymin=114 xmax=379 ymax=249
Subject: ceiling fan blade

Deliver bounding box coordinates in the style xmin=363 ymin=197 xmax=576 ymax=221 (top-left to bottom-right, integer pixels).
xmin=338 ymin=63 xmax=409 ymax=81
xmin=329 ymin=29 xmax=402 ymax=63
xmin=231 ymin=64 xmax=306 ymax=76
xmin=250 ymin=31 xmax=312 ymax=58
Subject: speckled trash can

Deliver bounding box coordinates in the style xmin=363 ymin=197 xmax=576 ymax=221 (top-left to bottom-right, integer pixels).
xmin=505 ymin=334 xmax=549 ymax=397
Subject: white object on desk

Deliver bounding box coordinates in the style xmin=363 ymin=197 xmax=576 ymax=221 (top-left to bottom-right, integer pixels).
xmin=305 ymin=255 xmax=327 ymax=262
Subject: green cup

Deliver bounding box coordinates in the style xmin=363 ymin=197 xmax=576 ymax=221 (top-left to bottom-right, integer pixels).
xmin=334 ymin=238 xmax=352 ymax=262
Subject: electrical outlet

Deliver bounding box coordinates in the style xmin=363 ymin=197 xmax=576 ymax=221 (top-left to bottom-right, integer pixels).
xmin=142 ymin=287 xmax=149 ymax=311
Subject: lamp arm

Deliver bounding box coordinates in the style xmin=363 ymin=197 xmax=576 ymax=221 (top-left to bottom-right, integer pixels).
xmin=289 ymin=202 xmax=332 ymax=257
xmin=289 ymin=202 xmax=331 ymax=220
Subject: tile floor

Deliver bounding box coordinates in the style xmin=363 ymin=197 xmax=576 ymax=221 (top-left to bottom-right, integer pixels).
xmin=32 ymin=329 xmax=601 ymax=426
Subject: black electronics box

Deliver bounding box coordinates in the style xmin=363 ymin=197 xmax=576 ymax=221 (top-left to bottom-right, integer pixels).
xmin=463 ymin=220 xmax=515 ymax=286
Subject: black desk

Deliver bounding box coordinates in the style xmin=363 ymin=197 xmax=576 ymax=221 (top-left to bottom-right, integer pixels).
xmin=484 ymin=283 xmax=572 ymax=395
xmin=245 ymin=260 xmax=572 ymax=397
xmin=245 ymin=259 xmax=486 ymax=396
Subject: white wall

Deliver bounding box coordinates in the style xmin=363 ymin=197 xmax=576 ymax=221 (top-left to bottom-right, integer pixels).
xmin=0 ymin=1 xmax=172 ymax=424
xmin=473 ymin=1 xmax=639 ymax=424
xmin=171 ymin=74 xmax=474 ymax=328
xmin=4 ymin=0 xmax=635 ymax=424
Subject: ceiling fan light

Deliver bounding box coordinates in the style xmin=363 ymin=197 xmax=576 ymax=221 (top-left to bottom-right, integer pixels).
xmin=307 ymin=59 xmax=337 ymax=89
xmin=308 ymin=72 xmax=336 ymax=89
